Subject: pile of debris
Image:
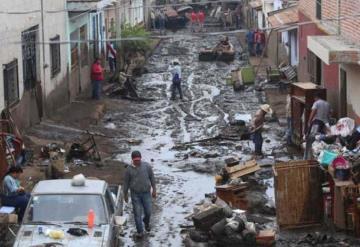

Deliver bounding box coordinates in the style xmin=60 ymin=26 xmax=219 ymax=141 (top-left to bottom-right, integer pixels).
xmin=184 ymin=159 xmax=275 ymax=246
xmin=185 ymin=198 xmax=275 ymax=246
xmin=39 ymin=131 xmax=102 ymax=179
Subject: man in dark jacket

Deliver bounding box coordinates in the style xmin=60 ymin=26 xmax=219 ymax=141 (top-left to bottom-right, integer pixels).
xmin=123 ymin=151 xmax=156 ymax=238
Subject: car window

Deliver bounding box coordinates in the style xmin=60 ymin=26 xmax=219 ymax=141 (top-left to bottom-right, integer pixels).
xmin=105 ymin=189 xmax=115 ymax=215
xmin=24 ymin=194 xmax=107 ymax=224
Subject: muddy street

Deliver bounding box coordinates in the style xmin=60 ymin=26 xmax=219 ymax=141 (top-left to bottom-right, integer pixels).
xmin=107 ymin=31 xmax=286 ymax=246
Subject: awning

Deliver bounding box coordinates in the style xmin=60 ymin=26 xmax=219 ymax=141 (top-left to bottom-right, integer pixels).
xmin=67 ymin=0 xmax=116 ymax=11
xmin=268 ymin=6 xmax=298 ymax=31
xmin=307 ymin=35 xmax=360 ymax=65
xmin=249 ymin=0 xmax=262 ymax=9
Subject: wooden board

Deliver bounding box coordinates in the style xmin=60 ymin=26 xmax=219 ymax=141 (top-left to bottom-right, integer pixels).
xmin=293 ymin=82 xmax=319 ymax=90
xmin=225 ymin=159 xmax=260 ymax=179
xmin=274 ymin=160 xmax=323 ymax=229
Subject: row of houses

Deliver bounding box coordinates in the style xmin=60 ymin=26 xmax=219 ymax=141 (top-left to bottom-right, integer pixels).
xmin=0 ymin=0 xmax=148 ymax=130
xmin=244 ymin=0 xmax=360 ymax=124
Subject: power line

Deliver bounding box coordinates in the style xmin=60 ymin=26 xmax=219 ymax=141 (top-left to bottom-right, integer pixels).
xmin=2 ymin=11 xmax=360 ymax=45
xmin=0 ymin=0 xmax=239 ymax=15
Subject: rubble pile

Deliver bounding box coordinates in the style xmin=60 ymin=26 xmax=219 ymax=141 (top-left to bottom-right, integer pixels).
xmin=185 ymin=198 xmax=275 ymax=247
xmin=184 ymin=158 xmax=275 ymax=246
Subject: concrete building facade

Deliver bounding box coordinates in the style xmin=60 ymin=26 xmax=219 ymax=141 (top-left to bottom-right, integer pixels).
xmin=0 ymin=0 xmax=68 ymax=129
xmin=299 ymin=0 xmax=360 ymax=122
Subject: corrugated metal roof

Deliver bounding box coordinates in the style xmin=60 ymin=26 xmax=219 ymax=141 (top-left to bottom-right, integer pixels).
xmin=32 ymin=179 xmax=107 ymax=195
xmin=268 ymin=6 xmax=298 ymax=29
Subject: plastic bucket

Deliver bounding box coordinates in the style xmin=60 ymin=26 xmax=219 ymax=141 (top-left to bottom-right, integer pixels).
xmin=335 ymin=168 xmax=351 ymax=181
xmin=320 ymin=150 xmax=338 ymax=166
xmin=332 ymin=156 xmax=348 ymax=169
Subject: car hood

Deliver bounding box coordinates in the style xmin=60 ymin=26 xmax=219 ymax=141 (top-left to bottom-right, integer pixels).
xmin=14 ymin=224 xmax=110 ymax=247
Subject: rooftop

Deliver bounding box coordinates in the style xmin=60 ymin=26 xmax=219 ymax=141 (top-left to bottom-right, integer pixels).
xmin=32 ymin=179 xmax=107 ymax=195
xmin=268 ymin=6 xmax=298 ymax=30
xmin=308 ymin=35 xmax=360 ymax=65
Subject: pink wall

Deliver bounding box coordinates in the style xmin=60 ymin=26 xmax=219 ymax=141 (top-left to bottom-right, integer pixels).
xmin=298 ymin=11 xmax=340 ymax=117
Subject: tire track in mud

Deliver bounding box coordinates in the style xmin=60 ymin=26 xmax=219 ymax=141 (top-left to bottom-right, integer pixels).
xmin=114 ymin=32 xmax=248 ymax=246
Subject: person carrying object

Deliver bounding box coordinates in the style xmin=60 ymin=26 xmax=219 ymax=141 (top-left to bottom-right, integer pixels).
xmin=250 ymin=104 xmax=273 ymax=158
xmin=304 ymin=93 xmax=332 ymax=159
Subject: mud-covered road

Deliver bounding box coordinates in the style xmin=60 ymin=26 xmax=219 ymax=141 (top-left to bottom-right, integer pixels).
xmin=108 ymin=31 xmax=288 ymax=246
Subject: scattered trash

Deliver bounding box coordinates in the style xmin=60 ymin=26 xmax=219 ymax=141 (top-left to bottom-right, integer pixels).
xmin=105 ymin=122 xmax=116 ymax=129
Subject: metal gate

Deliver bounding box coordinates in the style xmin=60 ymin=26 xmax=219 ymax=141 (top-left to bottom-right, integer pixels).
xmin=22 ymin=26 xmax=38 ymax=90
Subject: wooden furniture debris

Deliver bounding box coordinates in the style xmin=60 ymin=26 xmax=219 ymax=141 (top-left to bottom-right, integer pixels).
xmin=290 ymin=82 xmax=326 ymax=146
xmin=274 ymin=160 xmax=323 ymax=229
xmin=225 ymin=159 xmax=260 ymax=179
xmin=332 ymin=179 xmax=354 ymax=229
xmin=256 ymin=229 xmax=276 ymax=246
xmin=216 ymin=183 xmax=248 ymax=210
xmin=192 ymin=205 xmax=225 ymax=231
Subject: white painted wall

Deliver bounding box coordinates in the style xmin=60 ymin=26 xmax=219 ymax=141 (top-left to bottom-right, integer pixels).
xmin=0 ymin=0 xmax=68 ymax=110
xmin=121 ymin=0 xmax=144 ymax=26
xmin=341 ymin=64 xmax=360 ymax=120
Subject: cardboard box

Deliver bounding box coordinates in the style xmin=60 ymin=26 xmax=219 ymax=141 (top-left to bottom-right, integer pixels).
xmin=0 ymin=213 xmax=18 ymax=224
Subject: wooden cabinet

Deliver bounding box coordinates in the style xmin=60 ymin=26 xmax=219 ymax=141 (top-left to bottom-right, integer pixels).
xmin=290 ymin=82 xmax=326 ymax=146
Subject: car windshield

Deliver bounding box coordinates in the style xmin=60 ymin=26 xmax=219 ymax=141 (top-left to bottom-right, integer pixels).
xmin=23 ymin=194 xmax=108 ymax=225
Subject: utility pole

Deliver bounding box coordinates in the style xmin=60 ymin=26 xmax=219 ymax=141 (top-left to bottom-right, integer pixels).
xmin=40 ymin=0 xmax=47 ymax=119
xmin=337 ymin=0 xmax=341 ymax=35
xmin=115 ymin=0 xmax=122 ymax=71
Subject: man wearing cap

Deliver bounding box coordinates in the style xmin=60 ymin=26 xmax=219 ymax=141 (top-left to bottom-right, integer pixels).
xmin=250 ymin=104 xmax=272 ymax=157
xmin=123 ymin=151 xmax=156 ymax=238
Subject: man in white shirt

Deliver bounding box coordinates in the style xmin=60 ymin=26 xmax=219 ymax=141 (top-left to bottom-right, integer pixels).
xmin=168 ymin=59 xmax=183 ymax=100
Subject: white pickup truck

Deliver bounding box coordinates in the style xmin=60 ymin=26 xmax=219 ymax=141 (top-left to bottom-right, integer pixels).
xmin=13 ymin=177 xmax=123 ymax=247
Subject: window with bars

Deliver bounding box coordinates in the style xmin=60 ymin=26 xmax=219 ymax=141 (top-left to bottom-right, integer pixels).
xmin=3 ymin=59 xmax=20 ymax=106
xmin=50 ymin=35 xmax=61 ymax=78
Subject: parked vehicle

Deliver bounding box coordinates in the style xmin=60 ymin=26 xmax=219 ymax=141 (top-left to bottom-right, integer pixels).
xmin=13 ymin=176 xmax=123 ymax=247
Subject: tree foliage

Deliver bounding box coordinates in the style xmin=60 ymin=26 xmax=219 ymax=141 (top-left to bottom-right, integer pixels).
xmin=120 ymin=24 xmax=151 ymax=55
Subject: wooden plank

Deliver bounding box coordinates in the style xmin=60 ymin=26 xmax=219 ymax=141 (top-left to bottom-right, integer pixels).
xmin=293 ymin=82 xmax=319 ymax=90
xmin=229 ymin=165 xmax=261 ymax=179
xmin=225 ymin=159 xmax=257 ymax=174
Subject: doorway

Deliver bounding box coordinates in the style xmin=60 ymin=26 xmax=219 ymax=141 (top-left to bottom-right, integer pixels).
xmin=340 ymin=68 xmax=347 ymax=117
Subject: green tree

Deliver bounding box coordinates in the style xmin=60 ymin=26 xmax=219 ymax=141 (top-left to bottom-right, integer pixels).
xmin=120 ymin=24 xmax=151 ymax=56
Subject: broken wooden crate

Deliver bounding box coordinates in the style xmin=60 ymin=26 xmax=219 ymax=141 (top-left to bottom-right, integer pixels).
xmin=256 ymin=229 xmax=276 ymax=246
xmin=274 ymin=160 xmax=323 ymax=229
xmin=225 ymin=159 xmax=260 ymax=179
xmin=192 ymin=205 xmax=226 ymax=231
xmin=216 ymin=183 xmax=249 ymax=210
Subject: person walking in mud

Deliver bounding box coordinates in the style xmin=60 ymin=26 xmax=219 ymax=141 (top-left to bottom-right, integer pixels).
xmin=250 ymin=104 xmax=273 ymax=157
xmin=168 ymin=59 xmax=183 ymax=101
xmin=123 ymin=151 xmax=157 ymax=239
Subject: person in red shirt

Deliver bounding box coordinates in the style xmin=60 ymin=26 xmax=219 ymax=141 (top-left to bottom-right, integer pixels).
xmin=197 ymin=10 xmax=205 ymax=32
xmin=91 ymin=58 xmax=104 ymax=100
xmin=254 ymin=29 xmax=262 ymax=57
xmin=190 ymin=10 xmax=197 ymax=32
